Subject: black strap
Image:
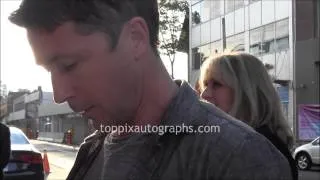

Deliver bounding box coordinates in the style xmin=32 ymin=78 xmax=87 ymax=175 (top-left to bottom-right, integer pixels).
xmin=67 ymin=133 xmax=106 ymax=180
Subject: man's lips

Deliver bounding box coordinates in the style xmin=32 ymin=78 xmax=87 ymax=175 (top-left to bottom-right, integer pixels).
xmin=80 ymin=106 xmax=95 ymax=114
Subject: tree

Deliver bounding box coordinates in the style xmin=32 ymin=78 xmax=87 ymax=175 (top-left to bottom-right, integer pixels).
xmin=0 ymin=82 xmax=8 ymax=103
xmin=158 ymin=0 xmax=189 ymax=79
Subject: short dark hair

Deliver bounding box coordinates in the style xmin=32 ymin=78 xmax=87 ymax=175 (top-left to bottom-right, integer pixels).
xmin=9 ymin=0 xmax=159 ymax=53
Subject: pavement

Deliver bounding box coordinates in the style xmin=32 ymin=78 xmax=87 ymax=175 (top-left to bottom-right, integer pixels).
xmin=299 ymin=166 xmax=320 ymax=180
xmin=30 ymin=140 xmax=79 ymax=180
xmin=30 ymin=139 xmax=80 ymax=151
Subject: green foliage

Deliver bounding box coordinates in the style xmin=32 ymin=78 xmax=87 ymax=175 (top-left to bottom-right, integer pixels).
xmin=158 ymin=0 xmax=189 ymax=78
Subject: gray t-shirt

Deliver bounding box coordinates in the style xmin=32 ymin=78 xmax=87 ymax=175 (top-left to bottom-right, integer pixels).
xmin=101 ymin=133 xmax=155 ymax=179
xmin=84 ymin=133 xmax=154 ymax=180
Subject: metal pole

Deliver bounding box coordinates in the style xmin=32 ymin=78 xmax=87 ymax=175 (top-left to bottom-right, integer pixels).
xmin=222 ymin=17 xmax=226 ymax=51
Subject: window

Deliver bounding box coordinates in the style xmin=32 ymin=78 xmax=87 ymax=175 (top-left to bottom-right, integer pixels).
xmin=276 ymin=37 xmax=289 ymax=51
xmin=10 ymin=131 xmax=29 ymax=144
xmin=14 ymin=102 xmax=25 ymax=112
xmin=234 ymin=8 xmax=245 ymax=33
xmin=276 ymin=19 xmax=289 ymax=51
xmin=225 ymin=12 xmax=235 ymax=36
xmin=263 ymin=53 xmax=276 ymax=77
xmin=211 ymin=18 xmax=221 ymax=41
xmin=201 ymin=21 xmax=211 ymax=44
xmin=53 ymin=119 xmax=60 ymax=132
xmin=225 ymin=0 xmax=234 ymax=14
xmin=276 ymin=19 xmax=289 ymax=38
xmin=249 ymin=0 xmax=262 ymax=29
xmin=250 ymin=27 xmax=263 ymax=55
xmin=192 ymin=3 xmax=201 ymax=26
xmin=262 ymin=0 xmax=275 ymax=25
xmin=281 ymin=102 xmax=289 ymax=120
xmin=275 ymin=50 xmax=290 ymax=80
xmin=201 ymin=0 xmax=211 ymax=22
xmin=312 ymin=138 xmax=320 ymax=146
xmin=275 ymin=0 xmax=289 ymax=21
xmin=227 ymin=33 xmax=245 ymax=52
xmin=211 ymin=0 xmax=221 ymax=19
xmin=191 ymin=26 xmax=201 ymax=47
xmin=250 ymin=23 xmax=277 ymax=55
xmin=277 ymin=85 xmax=289 ymax=117
xmin=199 ymin=44 xmax=211 ymax=64
xmin=192 ymin=47 xmax=201 ymax=70
xmin=234 ymin=0 xmax=244 ymax=11
xmin=262 ymin=23 xmax=275 ymax=54
xmin=249 ymin=0 xmax=261 ymax=4
xmin=191 ymin=0 xmax=202 ymax=5
xmin=211 ymin=40 xmax=222 ymax=55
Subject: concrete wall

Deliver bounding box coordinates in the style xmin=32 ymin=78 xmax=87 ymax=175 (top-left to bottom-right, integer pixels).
xmin=42 ymin=92 xmax=54 ymax=104
xmin=39 ymin=113 xmax=89 ymax=144
xmin=38 ymin=103 xmax=73 ymax=117
xmin=295 ymin=39 xmax=320 ymax=104
xmin=38 ymin=132 xmax=64 ymax=143
xmin=8 ymin=109 xmax=25 ymax=121
xmin=61 ymin=117 xmax=89 ymax=144
xmin=25 ymin=91 xmax=40 ymax=103
xmin=293 ymin=0 xmax=320 ymax=141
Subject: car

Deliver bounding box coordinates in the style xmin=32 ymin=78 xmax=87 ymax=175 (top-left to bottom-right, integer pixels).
xmin=293 ymin=136 xmax=320 ymax=170
xmin=3 ymin=127 xmax=44 ymax=180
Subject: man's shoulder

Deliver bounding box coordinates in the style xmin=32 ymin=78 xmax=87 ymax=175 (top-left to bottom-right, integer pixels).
xmin=194 ymin=99 xmax=256 ymax=136
xmin=184 ymin=99 xmax=286 ymax=160
xmin=174 ymin=100 xmax=292 ymax=178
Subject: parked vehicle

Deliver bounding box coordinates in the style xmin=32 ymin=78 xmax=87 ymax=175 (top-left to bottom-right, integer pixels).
xmin=3 ymin=127 xmax=44 ymax=180
xmin=293 ymin=136 xmax=320 ymax=170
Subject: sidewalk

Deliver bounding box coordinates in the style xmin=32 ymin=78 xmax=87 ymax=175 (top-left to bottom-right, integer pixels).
xmin=30 ymin=139 xmax=81 ymax=151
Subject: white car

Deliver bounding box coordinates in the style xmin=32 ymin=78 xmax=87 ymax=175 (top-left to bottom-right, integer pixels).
xmin=293 ymin=136 xmax=320 ymax=170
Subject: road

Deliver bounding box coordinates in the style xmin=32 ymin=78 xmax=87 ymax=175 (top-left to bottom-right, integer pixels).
xmin=299 ymin=166 xmax=320 ymax=180
xmin=30 ymin=140 xmax=319 ymax=180
xmin=30 ymin=140 xmax=78 ymax=180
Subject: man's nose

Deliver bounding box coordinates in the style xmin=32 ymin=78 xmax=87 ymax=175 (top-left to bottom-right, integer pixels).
xmin=51 ymin=73 xmax=74 ymax=104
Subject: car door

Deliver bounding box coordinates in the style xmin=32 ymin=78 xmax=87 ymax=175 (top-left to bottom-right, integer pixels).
xmin=310 ymin=137 xmax=320 ymax=164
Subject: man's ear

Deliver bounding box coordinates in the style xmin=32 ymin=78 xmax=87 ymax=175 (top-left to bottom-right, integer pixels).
xmin=127 ymin=17 xmax=149 ymax=60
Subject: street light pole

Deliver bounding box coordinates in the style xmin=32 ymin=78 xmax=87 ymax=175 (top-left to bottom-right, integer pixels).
xmin=222 ymin=17 xmax=226 ymax=51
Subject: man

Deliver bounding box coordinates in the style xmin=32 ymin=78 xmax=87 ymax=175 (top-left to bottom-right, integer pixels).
xmin=9 ymin=0 xmax=292 ymax=179
xmin=0 ymin=123 xmax=10 ymax=180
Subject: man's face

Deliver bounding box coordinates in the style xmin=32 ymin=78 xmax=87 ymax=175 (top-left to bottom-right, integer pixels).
xmin=27 ymin=22 xmax=144 ymax=127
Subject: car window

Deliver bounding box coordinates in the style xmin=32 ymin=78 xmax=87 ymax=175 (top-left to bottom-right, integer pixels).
xmin=312 ymin=138 xmax=320 ymax=146
xmin=10 ymin=131 xmax=29 ymax=144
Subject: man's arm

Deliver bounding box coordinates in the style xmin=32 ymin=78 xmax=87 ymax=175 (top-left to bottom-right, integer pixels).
xmin=0 ymin=124 xmax=11 ymax=169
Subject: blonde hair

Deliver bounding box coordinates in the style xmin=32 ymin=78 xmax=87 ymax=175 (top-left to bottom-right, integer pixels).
xmin=199 ymin=52 xmax=294 ymax=147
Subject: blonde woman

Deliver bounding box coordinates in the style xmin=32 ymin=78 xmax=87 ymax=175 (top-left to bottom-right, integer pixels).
xmin=199 ymin=52 xmax=297 ymax=180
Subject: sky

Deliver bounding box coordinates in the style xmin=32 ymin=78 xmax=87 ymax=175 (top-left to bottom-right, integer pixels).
xmin=0 ymin=0 xmax=188 ymax=93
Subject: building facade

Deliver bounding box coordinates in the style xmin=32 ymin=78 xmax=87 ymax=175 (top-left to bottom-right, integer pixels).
xmin=4 ymin=88 xmax=90 ymax=145
xmin=37 ymin=102 xmax=90 ymax=144
xmin=189 ymin=0 xmax=319 ymax=141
